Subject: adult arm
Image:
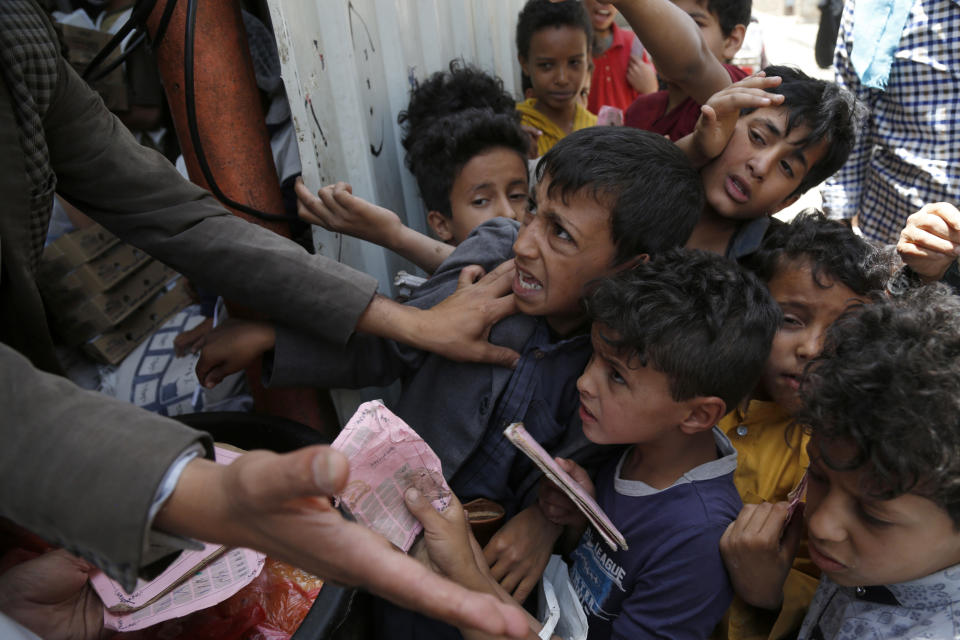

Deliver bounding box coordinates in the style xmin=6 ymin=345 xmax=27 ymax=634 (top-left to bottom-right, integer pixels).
xmin=45 ymin=54 xmax=517 ymax=366
xmin=607 ymin=0 xmax=735 ymax=105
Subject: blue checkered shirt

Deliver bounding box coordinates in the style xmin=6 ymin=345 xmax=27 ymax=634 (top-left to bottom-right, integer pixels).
xmin=820 ymin=0 xmax=960 ymax=243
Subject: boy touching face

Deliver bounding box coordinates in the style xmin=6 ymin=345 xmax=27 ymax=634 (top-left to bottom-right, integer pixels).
xmin=516 ymin=0 xmax=598 ymax=157
xmin=683 ymin=66 xmax=862 ymax=258
xmin=793 ymin=287 xmax=960 ymax=637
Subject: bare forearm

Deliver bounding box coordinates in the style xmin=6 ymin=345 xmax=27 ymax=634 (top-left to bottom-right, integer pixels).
xmin=391 ymin=225 xmax=455 ymax=274
xmin=613 ymin=0 xmax=727 ymax=103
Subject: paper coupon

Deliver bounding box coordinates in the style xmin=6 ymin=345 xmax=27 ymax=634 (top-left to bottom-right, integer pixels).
xmin=332 ymin=400 xmax=451 ymax=551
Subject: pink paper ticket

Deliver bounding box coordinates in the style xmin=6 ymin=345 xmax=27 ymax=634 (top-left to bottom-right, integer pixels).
xmin=332 ymin=400 xmax=452 ymax=551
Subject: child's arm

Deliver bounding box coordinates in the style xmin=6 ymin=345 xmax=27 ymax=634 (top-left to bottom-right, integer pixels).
xmin=405 ymin=489 xmax=546 ymax=640
xmin=896 ymin=203 xmax=960 ymax=282
xmin=295 ymin=179 xmax=454 ymax=274
xmin=718 ymin=501 xmax=804 ymax=610
xmin=482 ymin=503 xmax=563 ymax=603
xmin=675 ymin=73 xmax=784 ymax=168
xmin=194 ymin=318 xmax=276 ymax=389
xmin=604 ymin=0 xmax=738 ymax=106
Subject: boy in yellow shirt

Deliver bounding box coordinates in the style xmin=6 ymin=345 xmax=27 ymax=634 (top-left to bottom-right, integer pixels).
xmin=717 ymin=212 xmax=888 ymax=639
xmin=515 ymin=0 xmax=598 ymax=157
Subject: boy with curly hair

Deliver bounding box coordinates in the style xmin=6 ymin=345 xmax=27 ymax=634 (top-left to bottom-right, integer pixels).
xmin=796 ymin=287 xmax=960 ymax=637
xmin=716 ymin=211 xmax=888 ymax=639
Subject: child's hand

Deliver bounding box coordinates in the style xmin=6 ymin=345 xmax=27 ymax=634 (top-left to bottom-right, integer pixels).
xmin=405 ymin=489 xmax=487 ymax=586
xmin=295 ymin=178 xmax=404 ymax=249
xmin=194 ymin=318 xmax=276 ymax=388
xmin=897 ymin=203 xmax=960 ymax=282
xmin=537 ymin=458 xmax=592 ymax=528
xmin=174 ymin=316 xmax=214 ymax=357
xmin=483 ymin=504 xmax=562 ymax=602
xmin=625 ymin=54 xmax=657 ymax=95
xmin=719 ymin=501 xmax=804 ymax=610
xmin=520 ymin=123 xmax=542 ymax=159
xmin=684 ymin=73 xmax=784 ymax=168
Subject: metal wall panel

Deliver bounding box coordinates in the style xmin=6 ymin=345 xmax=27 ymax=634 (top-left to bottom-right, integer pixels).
xmin=267 ymin=0 xmax=526 ymax=292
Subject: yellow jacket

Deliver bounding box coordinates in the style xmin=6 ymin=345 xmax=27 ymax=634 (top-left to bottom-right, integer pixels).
xmin=516 ymin=98 xmax=597 ymax=157
xmin=717 ymin=401 xmax=820 ymax=640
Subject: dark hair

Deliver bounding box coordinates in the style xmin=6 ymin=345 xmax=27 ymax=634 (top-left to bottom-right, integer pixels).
xmin=585 ymin=248 xmax=780 ymax=411
xmin=404 ymin=108 xmax=529 ymax=217
xmin=741 ymin=210 xmax=889 ymax=296
xmin=755 ymin=65 xmax=864 ymax=197
xmin=797 ymin=286 xmax=960 ymax=526
xmin=707 ymin=0 xmax=752 ymax=37
xmin=515 ymin=0 xmax=592 ymax=60
xmin=398 ymin=60 xmax=518 ymax=153
xmin=535 ymin=127 xmax=703 ymax=264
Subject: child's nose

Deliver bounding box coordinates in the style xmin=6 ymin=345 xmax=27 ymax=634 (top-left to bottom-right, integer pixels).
xmin=805 ymin=487 xmax=848 ymax=544
xmin=796 ymin=328 xmax=824 ymax=360
xmin=512 ymin=221 xmax=540 ymax=258
xmin=747 ymin=152 xmax=774 ymax=180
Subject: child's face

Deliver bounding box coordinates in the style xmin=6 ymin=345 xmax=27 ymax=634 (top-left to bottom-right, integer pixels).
xmin=512 ymin=177 xmax=616 ymax=336
xmin=519 ymin=26 xmax=589 ymax=114
xmin=667 ymin=0 xmax=742 ymax=66
xmin=429 ymin=148 xmax=529 ymax=245
xmin=700 ymin=106 xmax=828 ymax=220
xmin=756 ymin=260 xmax=867 ymax=413
xmin=804 ymin=436 xmax=960 ymax=587
xmin=577 ymin=324 xmax=689 ymax=445
xmin=583 ymin=0 xmax=618 ymax=32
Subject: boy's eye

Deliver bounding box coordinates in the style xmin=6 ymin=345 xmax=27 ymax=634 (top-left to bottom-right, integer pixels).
xmin=858 ymin=503 xmax=892 ymax=528
xmin=780 ymin=160 xmax=795 ymax=178
xmin=471 ymin=198 xmax=490 ymax=207
xmin=608 ymin=367 xmax=626 ymax=385
xmin=538 ymin=62 xmax=553 ymax=70
xmin=782 ymin=314 xmax=803 ymax=327
xmin=749 ymin=129 xmax=765 ymax=145
xmin=553 ymin=222 xmax=572 ymax=241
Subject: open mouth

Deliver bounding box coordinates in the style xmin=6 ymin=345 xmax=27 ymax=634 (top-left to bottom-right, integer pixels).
xmin=725 ymin=175 xmax=750 ymax=203
xmin=514 ymin=267 xmax=543 ymax=295
xmin=783 ymin=373 xmax=801 ymax=390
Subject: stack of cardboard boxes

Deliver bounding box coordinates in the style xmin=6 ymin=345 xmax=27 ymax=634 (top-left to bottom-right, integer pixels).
xmin=39 ymin=224 xmax=193 ymax=365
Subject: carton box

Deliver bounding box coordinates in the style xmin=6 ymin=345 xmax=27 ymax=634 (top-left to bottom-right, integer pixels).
xmin=51 ymin=261 xmax=178 ymax=345
xmin=40 ymin=224 xmax=119 ymax=281
xmin=83 ymin=279 xmax=193 ymax=365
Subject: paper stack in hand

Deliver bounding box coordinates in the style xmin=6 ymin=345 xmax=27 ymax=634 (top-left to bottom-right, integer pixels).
xmin=504 ymin=422 xmax=627 ymax=551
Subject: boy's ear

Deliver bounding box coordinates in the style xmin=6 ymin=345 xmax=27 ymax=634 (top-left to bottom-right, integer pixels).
xmin=720 ymin=24 xmax=746 ymax=62
xmin=678 ymin=396 xmax=727 ymax=435
xmin=426 ymin=210 xmax=455 ymax=243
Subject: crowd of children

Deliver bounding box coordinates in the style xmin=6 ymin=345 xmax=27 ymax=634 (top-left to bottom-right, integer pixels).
xmin=191 ymin=1 xmax=960 ymax=639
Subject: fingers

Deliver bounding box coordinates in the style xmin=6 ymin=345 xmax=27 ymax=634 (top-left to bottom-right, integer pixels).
xmin=513 ymin=574 xmax=538 ymax=603
xmin=230 ymin=446 xmax=351 ymax=507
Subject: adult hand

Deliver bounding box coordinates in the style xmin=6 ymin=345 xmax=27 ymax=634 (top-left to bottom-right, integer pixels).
xmin=194 ymin=318 xmax=276 ymax=388
xmin=719 ymin=501 xmax=803 ymax=610
xmin=484 ymin=504 xmax=561 ymax=602
xmin=537 ymin=458 xmax=592 ymax=527
xmin=897 ymin=203 xmax=960 ymax=282
xmin=155 ymin=446 xmax=529 ymax=639
xmin=0 ymin=549 xmax=105 ymax=640
xmin=358 ymin=260 xmax=521 ymax=369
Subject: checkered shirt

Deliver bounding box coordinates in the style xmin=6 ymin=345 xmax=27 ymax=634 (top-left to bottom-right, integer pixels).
xmin=820 ymin=0 xmax=960 ymax=243
xmin=0 ymin=0 xmax=59 ymax=271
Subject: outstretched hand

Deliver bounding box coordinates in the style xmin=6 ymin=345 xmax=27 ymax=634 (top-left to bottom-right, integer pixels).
xmin=295 ymin=179 xmax=404 ymax=248
xmin=538 ymin=457 xmax=592 ymax=528
xmin=0 ymin=549 xmax=105 ymax=640
xmin=484 ymin=504 xmax=561 ymax=603
xmin=719 ymin=501 xmax=804 ymax=610
xmin=194 ymin=318 xmax=276 ymax=389
xmin=682 ymin=72 xmax=784 ymax=168
xmin=155 ymin=446 xmax=530 ymax=639
xmin=897 ymin=202 xmax=960 ymax=282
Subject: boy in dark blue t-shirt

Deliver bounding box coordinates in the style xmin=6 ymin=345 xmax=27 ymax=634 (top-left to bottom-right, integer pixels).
xmin=540 ymin=249 xmax=780 ymax=638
